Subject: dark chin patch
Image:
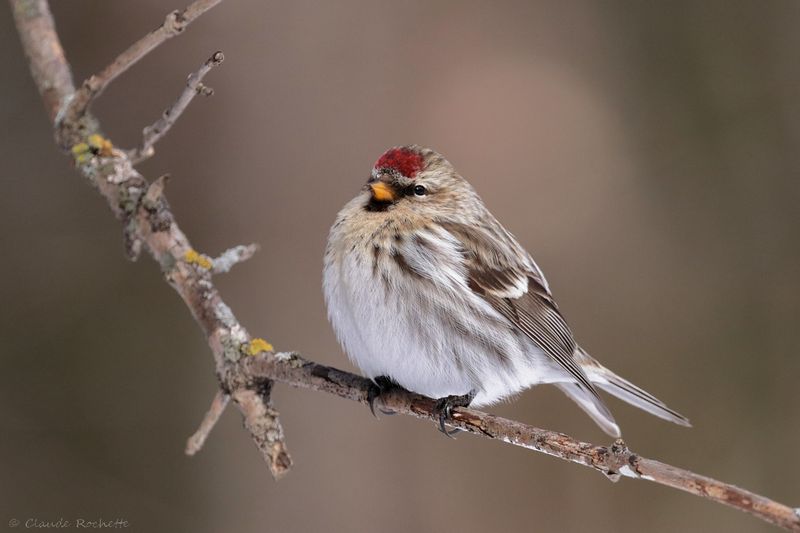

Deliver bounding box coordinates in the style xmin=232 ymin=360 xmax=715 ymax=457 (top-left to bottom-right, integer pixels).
xmin=364 ymin=198 xmax=393 ymax=212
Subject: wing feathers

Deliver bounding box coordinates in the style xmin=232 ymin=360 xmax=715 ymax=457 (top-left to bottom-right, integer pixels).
xmin=486 ymin=288 xmax=600 ymax=400
xmin=440 ymin=221 xmax=605 ymax=404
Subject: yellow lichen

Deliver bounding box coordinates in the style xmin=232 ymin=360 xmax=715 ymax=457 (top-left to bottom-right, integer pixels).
xmin=71 ymin=142 xmax=92 ymax=164
xmin=71 ymin=134 xmax=114 ymax=164
xmin=184 ymin=249 xmax=213 ymax=270
xmin=245 ymin=338 xmax=274 ymax=355
xmin=71 ymin=142 xmax=89 ymax=156
xmin=87 ymin=134 xmax=114 ymax=157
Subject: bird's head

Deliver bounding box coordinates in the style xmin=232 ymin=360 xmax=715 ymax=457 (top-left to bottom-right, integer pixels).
xmin=363 ymin=145 xmax=477 ymax=217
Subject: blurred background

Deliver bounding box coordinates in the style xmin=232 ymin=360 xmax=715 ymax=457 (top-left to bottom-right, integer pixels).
xmin=2 ymin=1 xmax=799 ymax=532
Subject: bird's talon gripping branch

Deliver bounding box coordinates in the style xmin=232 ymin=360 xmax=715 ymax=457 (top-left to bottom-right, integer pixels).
xmin=433 ymin=390 xmax=477 ymax=437
xmin=367 ymin=376 xmax=398 ymax=418
xmin=366 ymin=385 xmax=380 ymax=418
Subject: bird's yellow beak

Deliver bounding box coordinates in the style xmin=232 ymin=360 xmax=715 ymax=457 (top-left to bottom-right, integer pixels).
xmin=370 ymin=181 xmax=397 ymax=202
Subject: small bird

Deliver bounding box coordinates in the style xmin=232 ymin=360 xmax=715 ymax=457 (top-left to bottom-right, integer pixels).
xmin=323 ymin=145 xmax=689 ymax=437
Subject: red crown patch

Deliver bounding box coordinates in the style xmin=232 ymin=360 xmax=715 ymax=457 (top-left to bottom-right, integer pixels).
xmin=374 ymin=147 xmax=424 ymax=179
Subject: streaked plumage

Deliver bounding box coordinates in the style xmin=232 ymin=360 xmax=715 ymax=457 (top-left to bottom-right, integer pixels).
xmin=323 ymin=145 xmax=689 ymax=437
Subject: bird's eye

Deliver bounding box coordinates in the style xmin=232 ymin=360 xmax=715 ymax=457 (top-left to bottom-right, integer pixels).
xmin=413 ymin=185 xmax=427 ymax=196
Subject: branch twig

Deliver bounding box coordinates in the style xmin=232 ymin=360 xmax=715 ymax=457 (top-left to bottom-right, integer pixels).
xmin=130 ymin=51 xmax=224 ymax=163
xmin=231 ymin=384 xmax=292 ymax=479
xmin=211 ymin=243 xmax=260 ymax=274
xmin=186 ymin=390 xmax=230 ymax=455
xmin=60 ymin=0 xmax=223 ymax=126
xmin=10 ymin=0 xmax=800 ymax=530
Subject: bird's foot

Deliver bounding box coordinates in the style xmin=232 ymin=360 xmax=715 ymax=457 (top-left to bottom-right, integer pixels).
xmin=433 ymin=390 xmax=477 ymax=438
xmin=367 ymin=375 xmax=399 ymax=417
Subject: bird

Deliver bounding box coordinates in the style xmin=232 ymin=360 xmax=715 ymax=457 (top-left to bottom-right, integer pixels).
xmin=323 ymin=145 xmax=690 ymax=437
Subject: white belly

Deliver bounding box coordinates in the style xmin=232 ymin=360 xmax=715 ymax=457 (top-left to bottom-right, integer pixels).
xmin=323 ymin=228 xmax=564 ymax=406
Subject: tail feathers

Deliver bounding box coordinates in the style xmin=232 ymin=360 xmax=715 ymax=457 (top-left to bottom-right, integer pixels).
xmin=556 ymin=382 xmax=621 ymax=438
xmin=573 ymin=347 xmax=691 ymax=428
xmin=590 ymin=369 xmax=691 ymax=428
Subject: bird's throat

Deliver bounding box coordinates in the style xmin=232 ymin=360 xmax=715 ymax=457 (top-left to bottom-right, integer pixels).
xmin=364 ymin=197 xmax=393 ymax=212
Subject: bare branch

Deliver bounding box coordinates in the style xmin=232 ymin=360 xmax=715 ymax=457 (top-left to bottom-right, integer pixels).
xmin=11 ymin=0 xmax=293 ymax=481
xmin=143 ymin=174 xmax=170 ymax=207
xmin=61 ymin=0 xmax=223 ymax=124
xmin=186 ymin=390 xmax=230 ymax=456
xmin=211 ymin=244 xmax=260 ymax=274
xmin=243 ymin=352 xmax=800 ymax=531
xmin=11 ymin=1 xmax=800 ymax=530
xmin=130 ymin=51 xmax=224 ymax=163
xmin=232 ymin=385 xmax=292 ymax=479
xmin=10 ymin=0 xmax=74 ymax=121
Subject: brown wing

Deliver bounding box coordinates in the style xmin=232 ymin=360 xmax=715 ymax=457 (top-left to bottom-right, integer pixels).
xmin=442 ymin=221 xmax=602 ymax=399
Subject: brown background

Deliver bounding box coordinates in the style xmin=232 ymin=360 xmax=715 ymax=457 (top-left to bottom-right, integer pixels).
xmin=2 ymin=1 xmax=799 ymax=532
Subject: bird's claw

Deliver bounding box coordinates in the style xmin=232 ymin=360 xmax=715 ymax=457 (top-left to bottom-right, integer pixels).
xmin=367 ymin=384 xmax=381 ymax=418
xmin=433 ymin=390 xmax=477 ymax=438
xmin=367 ymin=376 xmax=397 ymax=418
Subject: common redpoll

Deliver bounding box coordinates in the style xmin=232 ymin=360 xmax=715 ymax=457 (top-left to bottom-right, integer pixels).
xmin=323 ymin=145 xmax=689 ymax=437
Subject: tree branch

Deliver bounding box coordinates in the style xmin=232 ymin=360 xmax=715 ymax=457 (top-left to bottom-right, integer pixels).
xmin=10 ymin=0 xmax=75 ymax=121
xmin=10 ymin=0 xmax=293 ymax=479
xmin=242 ymin=353 xmax=800 ymax=530
xmin=211 ymin=243 xmax=260 ymax=274
xmin=10 ymin=0 xmax=800 ymax=530
xmin=61 ymin=0 xmax=223 ymax=125
xmin=129 ymin=50 xmax=224 ymax=163
xmin=186 ymin=390 xmax=230 ymax=456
